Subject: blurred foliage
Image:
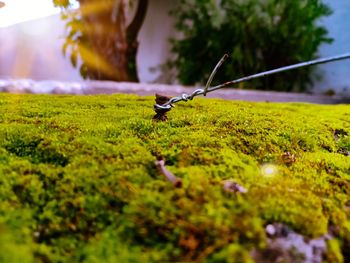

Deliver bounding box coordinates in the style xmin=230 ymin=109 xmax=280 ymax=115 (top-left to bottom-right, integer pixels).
xmin=53 ymin=0 xmax=105 ymax=79
xmin=53 ymin=0 xmax=70 ymax=8
xmin=169 ymin=0 xmax=333 ymax=92
xmin=53 ymin=0 xmax=146 ymax=82
xmin=0 ymin=93 xmax=349 ymax=261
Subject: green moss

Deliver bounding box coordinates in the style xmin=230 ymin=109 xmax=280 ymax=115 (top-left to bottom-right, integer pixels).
xmin=0 ymin=93 xmax=349 ymax=262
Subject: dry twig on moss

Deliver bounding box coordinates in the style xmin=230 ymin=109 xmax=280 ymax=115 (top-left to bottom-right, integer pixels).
xmin=154 ymin=157 xmax=182 ymax=187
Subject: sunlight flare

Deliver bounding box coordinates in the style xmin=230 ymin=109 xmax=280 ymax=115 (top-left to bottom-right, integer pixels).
xmin=0 ymin=0 xmax=79 ymax=28
xmin=260 ymin=163 xmax=278 ymax=178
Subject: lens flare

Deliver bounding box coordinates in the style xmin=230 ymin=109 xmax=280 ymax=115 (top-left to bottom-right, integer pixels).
xmin=260 ymin=164 xmax=278 ymax=178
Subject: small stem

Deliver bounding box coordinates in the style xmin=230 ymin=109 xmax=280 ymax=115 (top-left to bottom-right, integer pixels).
xmin=155 ymin=158 xmax=182 ymax=187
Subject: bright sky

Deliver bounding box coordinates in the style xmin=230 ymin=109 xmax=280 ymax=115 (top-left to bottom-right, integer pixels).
xmin=0 ymin=0 xmax=78 ymax=28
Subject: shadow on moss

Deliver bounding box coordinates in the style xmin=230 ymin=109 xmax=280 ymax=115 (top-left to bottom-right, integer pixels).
xmin=4 ymin=137 xmax=69 ymax=167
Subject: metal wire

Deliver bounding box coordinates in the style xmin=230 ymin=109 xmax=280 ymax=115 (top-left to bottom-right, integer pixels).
xmin=154 ymin=52 xmax=350 ymax=112
xmin=203 ymin=54 xmax=229 ymax=96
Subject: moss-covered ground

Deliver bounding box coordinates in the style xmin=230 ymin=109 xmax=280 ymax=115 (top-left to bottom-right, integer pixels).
xmin=0 ymin=93 xmax=349 ymax=262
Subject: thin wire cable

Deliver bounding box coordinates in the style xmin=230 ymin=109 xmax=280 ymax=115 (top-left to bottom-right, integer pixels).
xmin=154 ymin=53 xmax=350 ymax=112
xmin=203 ymin=54 xmax=229 ymax=96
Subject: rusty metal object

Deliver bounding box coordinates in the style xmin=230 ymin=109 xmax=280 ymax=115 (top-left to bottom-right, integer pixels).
xmin=153 ymin=93 xmax=172 ymax=121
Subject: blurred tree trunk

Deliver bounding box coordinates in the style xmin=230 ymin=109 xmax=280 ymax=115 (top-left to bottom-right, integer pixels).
xmin=78 ymin=0 xmax=148 ymax=81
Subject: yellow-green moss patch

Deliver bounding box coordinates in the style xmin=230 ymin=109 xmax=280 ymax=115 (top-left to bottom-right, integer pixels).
xmin=0 ymin=93 xmax=349 ymax=262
